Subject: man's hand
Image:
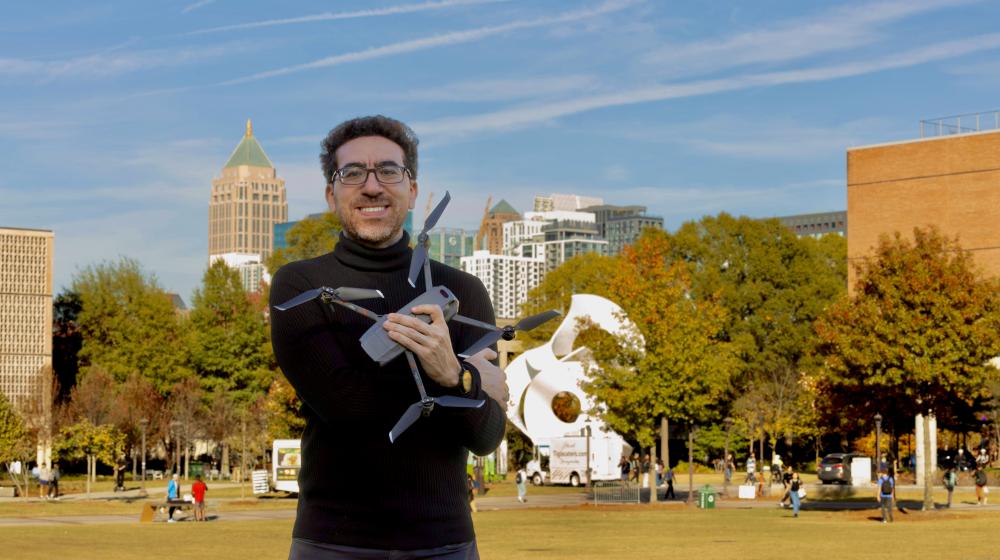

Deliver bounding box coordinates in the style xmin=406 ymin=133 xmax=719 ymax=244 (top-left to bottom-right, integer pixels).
xmin=464 ymin=348 xmax=508 ymax=411
xmin=383 ymin=304 xmax=461 ymax=388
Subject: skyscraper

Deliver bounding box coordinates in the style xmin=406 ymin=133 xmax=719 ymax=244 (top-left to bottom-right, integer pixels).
xmin=0 ymin=227 xmax=53 ymax=410
xmin=209 ymin=119 xmax=288 ymax=262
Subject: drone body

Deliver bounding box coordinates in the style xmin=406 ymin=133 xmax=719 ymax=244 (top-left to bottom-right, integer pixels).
xmin=361 ymin=286 xmax=459 ymax=365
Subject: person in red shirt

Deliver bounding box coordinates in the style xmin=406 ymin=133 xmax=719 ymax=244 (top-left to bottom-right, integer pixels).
xmin=191 ymin=475 xmax=208 ymax=521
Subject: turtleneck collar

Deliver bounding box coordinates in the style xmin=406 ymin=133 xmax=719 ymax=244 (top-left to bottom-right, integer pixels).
xmin=333 ymin=230 xmax=412 ymax=271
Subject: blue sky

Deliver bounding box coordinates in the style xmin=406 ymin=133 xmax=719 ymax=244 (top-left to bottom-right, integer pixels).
xmin=3 ymin=0 xmax=1000 ymax=302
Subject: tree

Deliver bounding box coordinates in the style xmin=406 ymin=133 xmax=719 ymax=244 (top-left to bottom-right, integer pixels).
xmin=189 ymin=259 xmax=274 ymax=402
xmin=72 ymin=257 xmax=190 ymax=393
xmin=266 ymin=212 xmax=342 ymax=274
xmin=816 ymin=227 xmax=1000 ymax=510
xmin=519 ymin=252 xmax=617 ymax=346
xmin=66 ymin=366 xmax=116 ymax=427
xmin=52 ymin=291 xmax=83 ymax=401
xmin=53 ymin=420 xmax=125 ymax=497
xmin=263 ymin=373 xmax=306 ymax=442
xmin=667 ymin=214 xmax=847 ymax=457
xmin=0 ymin=392 xmax=32 ymax=497
xmin=580 ymin=230 xmax=737 ymax=500
xmin=167 ymin=377 xmax=205 ymax=480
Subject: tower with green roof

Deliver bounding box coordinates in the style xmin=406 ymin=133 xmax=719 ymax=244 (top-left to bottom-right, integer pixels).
xmin=209 ymin=119 xmax=288 ymax=264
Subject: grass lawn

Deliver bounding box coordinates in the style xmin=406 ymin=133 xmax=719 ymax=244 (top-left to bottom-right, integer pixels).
xmin=1 ymin=503 xmax=998 ymax=559
xmin=0 ymin=496 xmax=297 ymax=518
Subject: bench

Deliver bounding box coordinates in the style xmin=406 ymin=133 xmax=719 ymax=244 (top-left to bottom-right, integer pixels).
xmin=138 ymin=501 xmax=195 ymax=523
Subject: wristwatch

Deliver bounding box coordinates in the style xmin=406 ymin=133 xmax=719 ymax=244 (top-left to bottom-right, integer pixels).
xmin=461 ymin=368 xmax=474 ymax=394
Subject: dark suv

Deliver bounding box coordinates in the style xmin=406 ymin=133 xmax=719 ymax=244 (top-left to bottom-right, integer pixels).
xmin=818 ymin=453 xmax=857 ymax=484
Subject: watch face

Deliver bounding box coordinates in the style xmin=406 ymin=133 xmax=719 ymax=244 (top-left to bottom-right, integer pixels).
xmin=462 ymin=370 xmax=473 ymax=393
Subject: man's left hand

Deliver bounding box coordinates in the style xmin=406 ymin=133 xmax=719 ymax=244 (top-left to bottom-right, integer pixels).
xmin=383 ymin=304 xmax=461 ymax=388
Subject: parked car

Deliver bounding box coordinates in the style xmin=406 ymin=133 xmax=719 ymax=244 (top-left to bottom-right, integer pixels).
xmin=818 ymin=453 xmax=857 ymax=484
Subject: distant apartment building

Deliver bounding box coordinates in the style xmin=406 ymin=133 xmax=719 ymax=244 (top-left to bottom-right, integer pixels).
xmin=211 ymin=253 xmax=270 ymax=294
xmin=583 ymin=204 xmax=664 ymax=256
xmin=847 ymin=111 xmax=1000 ymax=288
xmin=209 ymin=119 xmax=288 ymax=266
xmin=460 ymin=251 xmax=546 ymax=320
xmin=503 ymin=211 xmax=608 ymax=270
xmin=427 ymin=228 xmax=477 ymax=269
xmin=533 ymin=193 xmax=604 ymax=212
xmin=0 ymin=227 xmax=53 ymax=409
xmin=775 ymin=211 xmax=846 ymax=238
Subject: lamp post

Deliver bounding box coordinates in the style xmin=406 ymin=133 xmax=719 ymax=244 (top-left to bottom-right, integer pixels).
xmin=170 ymin=420 xmax=181 ymax=477
xmin=139 ymin=418 xmax=148 ymax=492
xmin=874 ymin=413 xmax=883 ymax=478
xmin=723 ymin=417 xmax=733 ymax=496
xmin=584 ymin=422 xmax=592 ymax=490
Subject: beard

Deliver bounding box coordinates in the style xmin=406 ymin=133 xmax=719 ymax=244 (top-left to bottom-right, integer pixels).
xmin=338 ymin=198 xmax=408 ymax=248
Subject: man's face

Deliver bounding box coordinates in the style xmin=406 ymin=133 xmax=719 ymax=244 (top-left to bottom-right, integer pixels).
xmin=326 ymin=135 xmax=417 ymax=248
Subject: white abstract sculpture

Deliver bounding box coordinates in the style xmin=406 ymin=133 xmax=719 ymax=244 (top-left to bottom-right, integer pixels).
xmin=506 ymin=294 xmax=638 ymax=443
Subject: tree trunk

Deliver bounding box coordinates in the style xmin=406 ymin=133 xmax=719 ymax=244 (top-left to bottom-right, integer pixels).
xmin=922 ymin=412 xmax=934 ymax=511
xmin=660 ymin=418 xmax=669 ymax=475
xmin=85 ymin=455 xmax=93 ymax=497
xmin=184 ymin=442 xmax=190 ymax=481
xmin=222 ymin=443 xmax=230 ymax=479
xmin=687 ymin=427 xmax=694 ymax=505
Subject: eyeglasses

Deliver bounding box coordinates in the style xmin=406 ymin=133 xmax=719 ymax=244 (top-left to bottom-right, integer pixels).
xmin=334 ymin=164 xmax=410 ymax=186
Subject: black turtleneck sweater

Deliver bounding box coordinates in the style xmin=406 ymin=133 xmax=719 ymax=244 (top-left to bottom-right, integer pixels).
xmin=269 ymin=231 xmax=506 ymax=550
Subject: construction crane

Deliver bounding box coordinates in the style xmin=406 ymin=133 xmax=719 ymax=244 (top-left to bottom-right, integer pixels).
xmin=474 ymin=195 xmax=492 ymax=252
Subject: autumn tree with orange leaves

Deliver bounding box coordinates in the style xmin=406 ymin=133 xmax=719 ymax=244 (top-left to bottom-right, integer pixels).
xmin=817 ymin=227 xmax=1000 ymax=510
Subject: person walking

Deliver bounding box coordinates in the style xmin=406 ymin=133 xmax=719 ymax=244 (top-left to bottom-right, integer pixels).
xmin=664 ymin=464 xmax=675 ymax=499
xmin=37 ymin=464 xmax=50 ymax=500
xmin=788 ymin=472 xmax=802 ymax=517
xmin=876 ymin=469 xmax=894 ymax=523
xmin=619 ymin=455 xmax=630 ymax=482
xmin=974 ymin=465 xmax=989 ymax=505
xmin=744 ymin=452 xmax=757 ymax=486
xmin=515 ymin=465 xmax=528 ymax=503
xmin=48 ymin=463 xmax=60 ymax=499
xmin=655 ymin=458 xmax=664 ymax=487
xmin=724 ymin=453 xmax=734 ymax=484
xmin=943 ymin=467 xmax=957 ymax=508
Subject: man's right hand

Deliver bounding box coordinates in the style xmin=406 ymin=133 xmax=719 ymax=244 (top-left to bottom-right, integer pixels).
xmin=464 ymin=348 xmax=508 ymax=411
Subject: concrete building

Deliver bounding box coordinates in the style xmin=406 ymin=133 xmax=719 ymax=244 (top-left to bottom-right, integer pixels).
xmin=209 ymin=119 xmax=288 ymax=262
xmin=533 ymin=193 xmax=604 ymax=212
xmin=847 ymin=112 xmax=1000 ymax=289
xmin=0 ymin=227 xmax=53 ymax=409
xmin=428 ymin=228 xmax=477 ymax=269
xmin=580 ymin=204 xmax=664 ymax=256
xmin=460 ymin=251 xmax=546 ymax=320
xmin=775 ymin=211 xmax=846 ymax=238
xmin=210 ymin=252 xmax=271 ymax=294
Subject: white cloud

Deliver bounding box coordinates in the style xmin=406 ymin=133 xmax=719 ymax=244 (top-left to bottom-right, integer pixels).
xmin=0 ymin=42 xmax=247 ymax=81
xmin=413 ymin=32 xmax=1000 ymax=138
xmin=187 ymin=0 xmax=510 ymax=35
xmin=218 ymin=0 xmax=638 ymax=85
xmin=182 ymin=0 xmax=216 ymax=14
xmin=642 ymin=0 xmax=979 ymax=77
xmin=397 ymin=75 xmax=599 ymax=102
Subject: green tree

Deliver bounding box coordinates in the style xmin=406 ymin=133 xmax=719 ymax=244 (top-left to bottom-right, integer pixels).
xmin=263 ymin=373 xmax=306 ymax=441
xmin=518 ymin=252 xmax=618 ymax=346
xmin=667 ymin=214 xmax=847 ymax=455
xmin=189 ymin=260 xmax=274 ymax=402
xmin=0 ymin=392 xmax=31 ymax=497
xmin=53 ymin=420 xmax=125 ymax=497
xmin=816 ymin=227 xmax=1000 ymax=510
xmin=580 ymin=230 xmax=737 ymax=499
xmin=266 ymin=212 xmax=342 ymax=274
xmin=72 ymin=257 xmax=189 ymax=393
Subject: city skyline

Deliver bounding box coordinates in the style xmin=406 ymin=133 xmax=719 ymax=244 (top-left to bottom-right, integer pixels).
xmin=3 ymin=0 xmax=1000 ymax=300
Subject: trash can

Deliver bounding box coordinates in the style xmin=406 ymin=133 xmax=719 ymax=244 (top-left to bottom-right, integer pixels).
xmin=189 ymin=461 xmax=204 ymax=478
xmin=698 ymin=485 xmax=717 ymax=509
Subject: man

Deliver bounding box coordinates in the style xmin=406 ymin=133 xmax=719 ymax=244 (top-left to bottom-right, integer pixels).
xmin=876 ymin=468 xmax=894 ymax=524
xmin=191 ymin=474 xmax=208 ymax=521
xmin=166 ymin=473 xmax=181 ymax=523
xmin=943 ymin=466 xmax=957 ymax=508
xmin=974 ymin=465 xmax=989 ymax=505
xmin=270 ymin=116 xmax=506 ymax=559
xmin=515 ymin=465 xmax=528 ymax=503
xmin=745 ymin=452 xmax=757 ymax=485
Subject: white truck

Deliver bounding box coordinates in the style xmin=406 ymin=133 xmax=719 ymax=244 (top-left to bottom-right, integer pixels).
xmin=526 ymin=433 xmax=629 ymax=487
xmin=271 ymin=439 xmax=301 ymax=493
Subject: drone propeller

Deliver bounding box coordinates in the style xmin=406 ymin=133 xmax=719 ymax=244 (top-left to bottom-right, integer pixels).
xmin=457 ymin=309 xmax=562 ymax=358
xmin=408 ymin=191 xmax=451 ymax=287
xmin=274 ymin=286 xmax=383 ymax=311
xmin=389 ymin=395 xmax=485 ymax=443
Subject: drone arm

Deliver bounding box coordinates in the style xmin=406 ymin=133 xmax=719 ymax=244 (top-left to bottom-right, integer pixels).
xmin=330 ymin=299 xmax=381 ymax=322
xmin=450 ymin=314 xmax=500 ymax=332
xmin=423 ymin=252 xmax=433 ymax=292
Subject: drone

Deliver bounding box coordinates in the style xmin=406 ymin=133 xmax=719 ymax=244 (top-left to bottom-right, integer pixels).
xmin=275 ymin=191 xmax=560 ymax=443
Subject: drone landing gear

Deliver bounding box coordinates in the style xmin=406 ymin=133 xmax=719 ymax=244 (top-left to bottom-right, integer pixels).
xmin=388 ymin=351 xmax=484 ymax=443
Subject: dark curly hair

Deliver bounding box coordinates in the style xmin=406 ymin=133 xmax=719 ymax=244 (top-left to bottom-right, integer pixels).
xmin=320 ymin=115 xmax=419 ymax=184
